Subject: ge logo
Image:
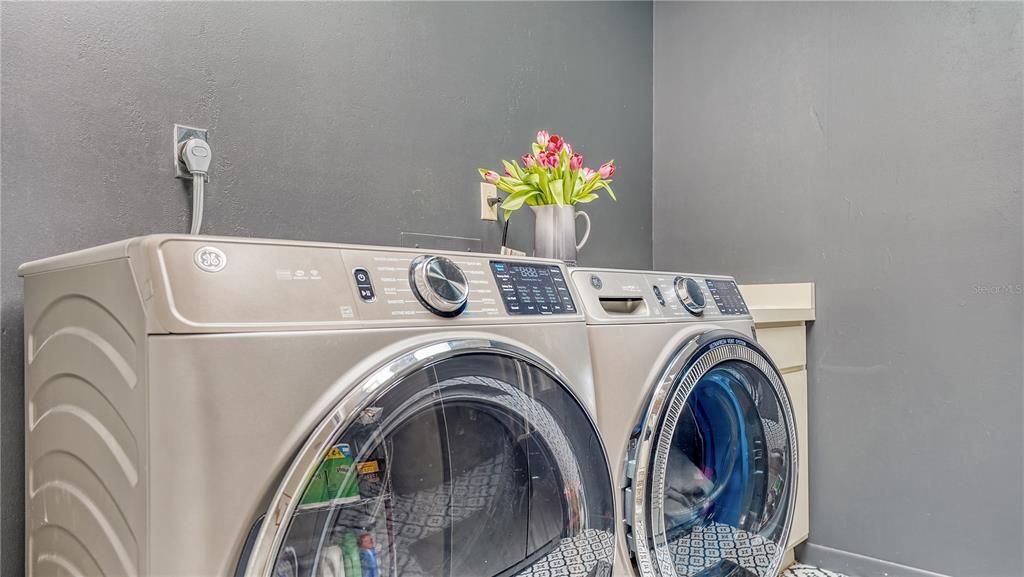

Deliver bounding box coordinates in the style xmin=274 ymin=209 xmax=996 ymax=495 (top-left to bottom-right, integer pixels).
xmin=194 ymin=246 xmax=227 ymax=273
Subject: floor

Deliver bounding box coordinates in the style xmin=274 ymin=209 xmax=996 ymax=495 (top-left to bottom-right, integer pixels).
xmin=781 ymin=564 xmax=849 ymax=577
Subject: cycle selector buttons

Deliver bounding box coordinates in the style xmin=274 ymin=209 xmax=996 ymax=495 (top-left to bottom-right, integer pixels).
xmin=409 ymin=255 xmax=469 ymax=317
xmin=674 ymin=276 xmax=705 ymax=315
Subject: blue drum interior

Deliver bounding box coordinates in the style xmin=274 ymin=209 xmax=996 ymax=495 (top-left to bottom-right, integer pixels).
xmin=655 ymin=356 xmax=793 ymax=577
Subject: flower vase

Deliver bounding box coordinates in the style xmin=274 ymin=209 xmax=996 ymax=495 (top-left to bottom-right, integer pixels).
xmin=531 ymin=205 xmax=591 ymax=265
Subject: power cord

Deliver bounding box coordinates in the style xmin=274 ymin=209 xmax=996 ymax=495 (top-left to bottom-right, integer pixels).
xmin=501 ymin=201 xmax=510 ymax=248
xmin=179 ymin=138 xmax=211 ymax=235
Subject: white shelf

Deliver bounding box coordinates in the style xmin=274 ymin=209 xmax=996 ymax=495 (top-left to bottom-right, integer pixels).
xmin=738 ymin=282 xmax=815 ymax=324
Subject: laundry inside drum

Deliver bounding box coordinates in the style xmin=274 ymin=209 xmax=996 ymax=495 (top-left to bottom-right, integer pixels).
xmin=270 ymin=354 xmax=615 ymax=577
xmin=659 ymin=360 xmax=793 ymax=577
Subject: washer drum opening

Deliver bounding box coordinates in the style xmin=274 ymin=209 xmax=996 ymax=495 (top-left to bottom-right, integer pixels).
xmin=240 ymin=340 xmax=616 ymax=577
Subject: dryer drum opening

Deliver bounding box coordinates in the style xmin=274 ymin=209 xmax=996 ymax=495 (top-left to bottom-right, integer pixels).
xmin=628 ymin=337 xmax=797 ymax=577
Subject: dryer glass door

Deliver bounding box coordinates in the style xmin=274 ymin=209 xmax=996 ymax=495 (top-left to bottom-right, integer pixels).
xmin=625 ymin=333 xmax=796 ymax=577
xmin=243 ymin=343 xmax=615 ymax=577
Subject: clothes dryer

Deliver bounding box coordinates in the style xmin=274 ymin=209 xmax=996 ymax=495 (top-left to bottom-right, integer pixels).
xmin=571 ymin=268 xmax=797 ymax=577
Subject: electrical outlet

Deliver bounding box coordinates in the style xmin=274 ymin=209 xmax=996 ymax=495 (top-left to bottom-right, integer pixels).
xmin=480 ymin=183 xmax=499 ymax=221
xmin=174 ymin=124 xmax=208 ymax=179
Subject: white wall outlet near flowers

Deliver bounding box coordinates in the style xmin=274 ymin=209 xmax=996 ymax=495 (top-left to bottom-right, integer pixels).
xmin=480 ymin=182 xmax=499 ymax=221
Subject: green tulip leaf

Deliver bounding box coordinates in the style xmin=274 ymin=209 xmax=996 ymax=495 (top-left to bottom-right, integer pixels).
xmin=598 ymin=181 xmax=618 ymax=201
xmin=550 ymin=180 xmax=564 ymax=205
xmin=500 ymin=189 xmax=541 ymax=212
xmin=502 ymin=160 xmax=522 ymax=180
xmin=562 ymin=171 xmax=574 ymax=204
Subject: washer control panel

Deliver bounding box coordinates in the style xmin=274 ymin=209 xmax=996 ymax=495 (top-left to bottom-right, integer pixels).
xmin=342 ymin=249 xmax=581 ymax=323
xmin=149 ymin=238 xmax=582 ymax=328
xmin=343 ymin=249 xmax=498 ymax=321
xmin=491 ymin=261 xmax=576 ymax=315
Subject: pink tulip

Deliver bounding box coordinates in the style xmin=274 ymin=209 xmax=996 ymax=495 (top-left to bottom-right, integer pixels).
xmin=582 ymin=167 xmax=598 ymax=181
xmin=569 ymin=152 xmax=584 ymax=172
xmin=541 ymin=150 xmax=560 ymax=168
xmin=484 ymin=170 xmax=500 ymax=184
xmin=599 ymin=161 xmax=616 ymax=179
xmin=536 ymin=130 xmax=550 ymax=145
xmin=564 ymin=142 xmax=573 ymax=156
xmin=547 ymin=134 xmax=565 ymax=153
xmin=522 ymin=153 xmax=536 ymax=169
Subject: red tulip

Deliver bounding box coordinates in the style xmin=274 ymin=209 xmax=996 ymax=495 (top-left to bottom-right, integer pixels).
xmin=536 ymin=130 xmax=550 ymax=145
xmin=522 ymin=153 xmax=536 ymax=169
xmin=540 ymin=150 xmax=560 ymax=168
xmin=484 ymin=170 xmax=500 ymax=184
xmin=547 ymin=134 xmax=565 ymax=153
xmin=599 ymin=160 xmax=616 ymax=179
xmin=569 ymin=152 xmax=584 ymax=172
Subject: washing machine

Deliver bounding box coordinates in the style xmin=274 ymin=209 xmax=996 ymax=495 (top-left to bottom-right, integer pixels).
xmin=570 ymin=268 xmax=797 ymax=577
xmin=20 ymin=235 xmax=617 ymax=577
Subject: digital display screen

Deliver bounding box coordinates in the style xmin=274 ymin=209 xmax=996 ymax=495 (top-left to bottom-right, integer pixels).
xmin=705 ymin=279 xmax=750 ymax=315
xmin=491 ymin=261 xmax=576 ymax=315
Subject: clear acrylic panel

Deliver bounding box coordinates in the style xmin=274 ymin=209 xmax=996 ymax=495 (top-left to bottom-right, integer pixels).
xmin=270 ymin=353 xmax=614 ymax=577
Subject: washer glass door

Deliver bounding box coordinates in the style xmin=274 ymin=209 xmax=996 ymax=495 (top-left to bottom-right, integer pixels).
xmin=626 ymin=334 xmax=796 ymax=577
xmin=246 ymin=345 xmax=615 ymax=577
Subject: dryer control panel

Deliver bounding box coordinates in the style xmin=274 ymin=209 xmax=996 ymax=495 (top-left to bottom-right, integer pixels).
xmin=571 ymin=268 xmax=752 ymax=324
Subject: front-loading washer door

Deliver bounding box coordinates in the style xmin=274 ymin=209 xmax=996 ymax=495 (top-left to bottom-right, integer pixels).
xmin=624 ymin=330 xmax=797 ymax=577
xmin=240 ymin=340 xmax=615 ymax=577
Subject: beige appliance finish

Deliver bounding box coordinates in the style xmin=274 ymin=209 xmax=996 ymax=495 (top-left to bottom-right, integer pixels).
xmin=20 ymin=235 xmax=616 ymax=577
xmin=571 ymin=268 xmax=798 ymax=577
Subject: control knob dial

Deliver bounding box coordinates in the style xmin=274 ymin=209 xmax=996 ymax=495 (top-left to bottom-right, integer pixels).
xmin=409 ymin=255 xmax=469 ymax=317
xmin=674 ymin=276 xmax=706 ymax=315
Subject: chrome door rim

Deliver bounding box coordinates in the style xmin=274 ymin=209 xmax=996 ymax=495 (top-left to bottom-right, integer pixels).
xmin=624 ymin=330 xmax=798 ymax=577
xmin=242 ymin=337 xmax=613 ymax=577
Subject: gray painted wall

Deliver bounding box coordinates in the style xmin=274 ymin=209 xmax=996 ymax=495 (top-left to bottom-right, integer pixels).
xmin=653 ymin=3 xmax=1022 ymax=577
xmin=0 ymin=2 xmax=653 ymax=572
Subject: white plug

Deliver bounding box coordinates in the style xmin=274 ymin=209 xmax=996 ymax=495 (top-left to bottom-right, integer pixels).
xmin=179 ymin=137 xmax=211 ymax=235
xmin=180 ymin=138 xmax=211 ymax=180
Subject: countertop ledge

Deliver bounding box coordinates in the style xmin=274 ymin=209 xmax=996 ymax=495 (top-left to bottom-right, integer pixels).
xmin=737 ymin=282 xmax=815 ymax=323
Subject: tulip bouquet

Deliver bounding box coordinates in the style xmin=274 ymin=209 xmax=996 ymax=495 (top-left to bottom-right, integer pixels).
xmin=479 ymin=131 xmax=617 ymax=219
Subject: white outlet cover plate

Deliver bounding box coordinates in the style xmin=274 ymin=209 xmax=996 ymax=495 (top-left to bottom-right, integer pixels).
xmin=480 ymin=182 xmax=498 ymax=221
